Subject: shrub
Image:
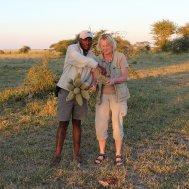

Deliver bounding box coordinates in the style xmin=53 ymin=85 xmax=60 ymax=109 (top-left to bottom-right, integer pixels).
xmin=0 ymin=50 xmax=5 ymax=54
xmin=167 ymin=36 xmax=189 ymax=53
xmin=24 ymin=61 xmax=56 ymax=94
xmin=0 ymin=56 xmax=56 ymax=104
xmin=25 ymin=94 xmax=57 ymax=117
xmin=50 ymin=37 xmax=78 ymax=55
xmin=0 ymin=87 xmax=26 ymax=103
xmin=19 ymin=46 xmax=31 ymax=54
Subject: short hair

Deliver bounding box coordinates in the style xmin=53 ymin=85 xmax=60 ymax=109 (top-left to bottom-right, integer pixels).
xmin=97 ymin=34 xmax=117 ymax=52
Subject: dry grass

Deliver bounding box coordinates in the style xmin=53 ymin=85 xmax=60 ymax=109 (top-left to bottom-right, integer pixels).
xmin=0 ymin=52 xmax=189 ymax=188
xmin=130 ymin=61 xmax=189 ymax=80
xmin=0 ymin=49 xmax=60 ymax=59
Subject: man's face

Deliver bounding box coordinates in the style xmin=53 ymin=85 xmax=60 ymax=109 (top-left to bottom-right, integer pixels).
xmin=79 ymin=37 xmax=92 ymax=51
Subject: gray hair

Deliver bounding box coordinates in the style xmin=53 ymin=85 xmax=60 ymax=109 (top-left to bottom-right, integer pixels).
xmin=97 ymin=34 xmax=117 ymax=52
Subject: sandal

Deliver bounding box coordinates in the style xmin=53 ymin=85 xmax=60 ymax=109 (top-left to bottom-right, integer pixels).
xmin=115 ymin=155 xmax=123 ymax=166
xmin=95 ymin=154 xmax=106 ymax=165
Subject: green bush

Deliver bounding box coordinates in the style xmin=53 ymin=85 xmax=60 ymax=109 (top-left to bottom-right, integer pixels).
xmin=19 ymin=46 xmax=31 ymax=54
xmin=167 ymin=36 xmax=189 ymax=53
xmin=50 ymin=36 xmax=78 ymax=55
xmin=0 ymin=87 xmax=26 ymax=103
xmin=24 ymin=62 xmax=56 ymax=94
xmin=50 ymin=30 xmax=133 ymax=56
xmin=0 ymin=56 xmax=57 ymax=103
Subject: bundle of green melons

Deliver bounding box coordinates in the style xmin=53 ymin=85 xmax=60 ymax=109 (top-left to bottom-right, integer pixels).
xmin=66 ymin=73 xmax=90 ymax=106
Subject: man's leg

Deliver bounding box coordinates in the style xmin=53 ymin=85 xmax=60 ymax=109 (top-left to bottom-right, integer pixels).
xmin=72 ymin=119 xmax=81 ymax=161
xmin=50 ymin=121 xmax=69 ymax=166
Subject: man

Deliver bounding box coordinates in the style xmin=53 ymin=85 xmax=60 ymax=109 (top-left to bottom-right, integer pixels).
xmin=50 ymin=30 xmax=105 ymax=167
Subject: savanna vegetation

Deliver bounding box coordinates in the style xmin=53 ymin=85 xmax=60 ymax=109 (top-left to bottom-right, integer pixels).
xmin=0 ymin=50 xmax=189 ymax=188
xmin=49 ymin=20 xmax=189 ymax=55
xmin=0 ymin=19 xmax=189 ymax=188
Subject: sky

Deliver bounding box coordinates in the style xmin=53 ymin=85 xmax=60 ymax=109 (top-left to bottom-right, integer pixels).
xmin=0 ymin=0 xmax=188 ymax=49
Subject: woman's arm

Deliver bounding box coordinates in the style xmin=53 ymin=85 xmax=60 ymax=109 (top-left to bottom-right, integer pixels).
xmin=106 ymin=67 xmax=128 ymax=85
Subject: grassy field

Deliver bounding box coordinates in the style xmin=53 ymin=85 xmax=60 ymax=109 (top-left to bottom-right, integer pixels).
xmin=0 ymin=52 xmax=189 ymax=188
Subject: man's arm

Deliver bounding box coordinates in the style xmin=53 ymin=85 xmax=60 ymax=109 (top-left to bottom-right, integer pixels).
xmin=67 ymin=45 xmax=107 ymax=75
xmin=67 ymin=45 xmax=98 ymax=68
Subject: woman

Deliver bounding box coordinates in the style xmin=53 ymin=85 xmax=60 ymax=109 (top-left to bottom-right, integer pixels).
xmin=94 ymin=34 xmax=130 ymax=166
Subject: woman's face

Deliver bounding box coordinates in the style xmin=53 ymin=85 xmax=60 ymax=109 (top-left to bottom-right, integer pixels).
xmin=100 ymin=39 xmax=113 ymax=55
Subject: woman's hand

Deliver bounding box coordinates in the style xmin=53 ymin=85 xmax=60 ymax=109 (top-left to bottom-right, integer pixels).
xmin=106 ymin=67 xmax=128 ymax=85
xmin=106 ymin=78 xmax=115 ymax=86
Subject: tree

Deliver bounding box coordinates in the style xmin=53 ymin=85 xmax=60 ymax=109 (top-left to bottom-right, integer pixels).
xmin=19 ymin=46 xmax=31 ymax=53
xmin=114 ymin=36 xmax=131 ymax=53
xmin=50 ymin=35 xmax=79 ymax=55
xmin=151 ymin=19 xmax=176 ymax=51
xmin=91 ymin=30 xmax=106 ymax=55
xmin=178 ymin=23 xmax=189 ymax=37
xmin=50 ymin=30 xmax=132 ymax=56
xmin=133 ymin=41 xmax=151 ymax=52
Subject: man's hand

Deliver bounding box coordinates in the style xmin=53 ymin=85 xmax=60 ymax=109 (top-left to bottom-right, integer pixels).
xmin=97 ymin=65 xmax=107 ymax=75
xmin=89 ymin=84 xmax=97 ymax=93
xmin=92 ymin=65 xmax=107 ymax=76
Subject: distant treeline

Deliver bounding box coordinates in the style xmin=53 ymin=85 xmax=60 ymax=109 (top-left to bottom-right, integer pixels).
xmin=1 ymin=19 xmax=188 ymax=55
xmin=50 ymin=20 xmax=189 ymax=55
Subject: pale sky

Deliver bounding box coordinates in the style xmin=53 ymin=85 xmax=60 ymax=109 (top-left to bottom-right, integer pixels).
xmin=0 ymin=0 xmax=188 ymax=49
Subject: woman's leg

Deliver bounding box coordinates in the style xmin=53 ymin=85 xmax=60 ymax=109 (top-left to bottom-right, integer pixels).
xmin=110 ymin=97 xmax=127 ymax=154
xmin=95 ymin=139 xmax=106 ymax=164
xmin=95 ymin=95 xmax=110 ymax=150
xmin=115 ymin=139 xmax=122 ymax=156
xmin=95 ymin=95 xmax=110 ymax=164
xmin=98 ymin=139 xmax=106 ymax=154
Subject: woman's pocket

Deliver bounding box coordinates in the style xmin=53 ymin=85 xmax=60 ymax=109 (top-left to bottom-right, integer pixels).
xmin=120 ymin=101 xmax=128 ymax=117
